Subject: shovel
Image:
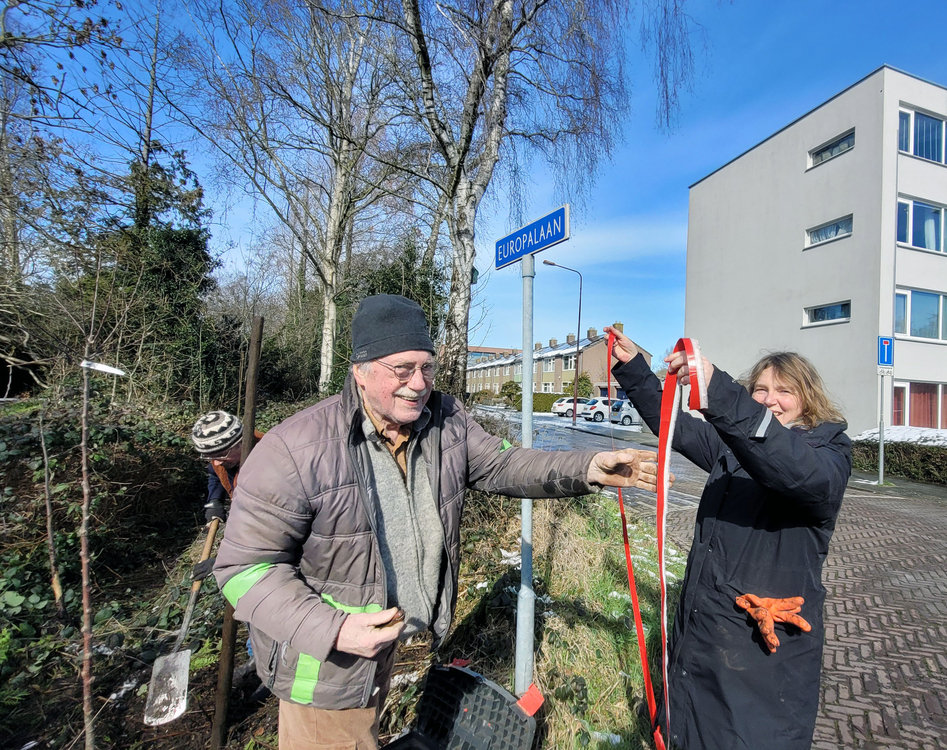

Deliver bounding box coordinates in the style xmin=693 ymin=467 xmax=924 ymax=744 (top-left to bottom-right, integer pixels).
xmin=144 ymin=518 xmax=220 ymax=726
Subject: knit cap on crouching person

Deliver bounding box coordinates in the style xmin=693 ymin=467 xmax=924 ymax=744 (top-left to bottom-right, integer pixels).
xmin=191 ymin=411 xmax=243 ymax=457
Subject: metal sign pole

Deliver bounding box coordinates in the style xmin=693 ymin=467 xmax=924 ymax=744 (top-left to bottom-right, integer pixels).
xmin=495 ymin=205 xmax=569 ymax=698
xmin=879 ymin=371 xmax=885 ymax=486
xmin=515 ymin=254 xmax=535 ymax=696
xmin=877 ymin=337 xmax=893 ymax=487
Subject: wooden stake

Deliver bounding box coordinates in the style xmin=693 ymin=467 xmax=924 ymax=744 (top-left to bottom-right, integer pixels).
xmin=210 ymin=315 xmax=263 ymax=750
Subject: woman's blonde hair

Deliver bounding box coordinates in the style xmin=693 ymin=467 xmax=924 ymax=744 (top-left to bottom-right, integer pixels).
xmin=744 ymin=352 xmax=845 ymax=428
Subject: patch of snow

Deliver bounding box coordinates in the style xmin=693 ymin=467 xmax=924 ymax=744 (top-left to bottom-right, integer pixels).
xmin=851 ymin=478 xmax=883 ymax=486
xmin=475 ymin=581 xmax=489 ymax=590
xmin=499 ymin=548 xmax=521 ymax=567
xmin=109 ymin=678 xmax=139 ymax=702
xmin=390 ymin=670 xmax=423 ymax=688
xmin=853 ymin=426 xmax=947 ymax=447
xmin=590 ymin=730 xmax=622 ymax=745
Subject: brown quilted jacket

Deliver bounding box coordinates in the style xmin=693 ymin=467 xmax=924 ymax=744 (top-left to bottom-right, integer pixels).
xmin=214 ymin=374 xmax=597 ymax=708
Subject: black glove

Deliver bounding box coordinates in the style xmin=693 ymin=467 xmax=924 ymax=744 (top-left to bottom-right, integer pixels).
xmin=192 ymin=557 xmax=217 ymax=581
xmin=204 ymin=499 xmax=226 ymax=524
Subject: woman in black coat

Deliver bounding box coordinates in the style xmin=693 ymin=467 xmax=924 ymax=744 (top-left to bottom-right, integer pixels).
xmin=604 ymin=326 xmax=852 ymax=750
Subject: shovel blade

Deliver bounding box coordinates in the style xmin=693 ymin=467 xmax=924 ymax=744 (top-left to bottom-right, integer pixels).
xmin=143 ymin=648 xmax=191 ymax=726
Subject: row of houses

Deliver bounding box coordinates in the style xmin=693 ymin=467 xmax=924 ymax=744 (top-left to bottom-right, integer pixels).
xmin=465 ymin=324 xmax=652 ymax=398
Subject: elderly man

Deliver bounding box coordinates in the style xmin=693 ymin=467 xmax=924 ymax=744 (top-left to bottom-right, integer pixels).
xmin=214 ymin=294 xmax=660 ymax=750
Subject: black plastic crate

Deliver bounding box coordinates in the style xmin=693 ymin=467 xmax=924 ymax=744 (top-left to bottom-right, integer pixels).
xmin=385 ymin=666 xmax=536 ymax=750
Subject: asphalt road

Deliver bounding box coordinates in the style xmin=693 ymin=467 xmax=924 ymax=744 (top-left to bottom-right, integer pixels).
xmin=477 ymin=406 xmax=947 ymax=749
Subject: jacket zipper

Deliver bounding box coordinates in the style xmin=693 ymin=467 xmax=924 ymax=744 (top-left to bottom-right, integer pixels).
xmin=349 ymin=426 xmax=387 ymax=708
xmin=266 ymin=639 xmax=281 ymax=690
xmin=427 ymin=399 xmax=454 ymax=642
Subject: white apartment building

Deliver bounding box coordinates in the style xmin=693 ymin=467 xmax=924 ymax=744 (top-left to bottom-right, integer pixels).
xmin=686 ymin=65 xmax=947 ymax=435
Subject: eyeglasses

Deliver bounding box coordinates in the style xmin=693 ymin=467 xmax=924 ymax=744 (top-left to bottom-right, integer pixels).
xmin=374 ymin=359 xmax=438 ymax=382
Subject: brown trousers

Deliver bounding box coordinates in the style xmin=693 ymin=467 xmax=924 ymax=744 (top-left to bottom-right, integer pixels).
xmin=277 ymin=645 xmax=395 ymax=750
xmin=278 ymin=700 xmax=381 ymax=750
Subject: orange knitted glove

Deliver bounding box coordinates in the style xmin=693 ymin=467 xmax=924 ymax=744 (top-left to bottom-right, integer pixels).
xmin=735 ymin=593 xmax=811 ymax=653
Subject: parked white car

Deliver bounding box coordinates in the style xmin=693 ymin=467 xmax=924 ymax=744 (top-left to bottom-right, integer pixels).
xmin=551 ymin=396 xmax=588 ymax=418
xmin=609 ymin=399 xmax=642 ymax=426
xmin=579 ymin=397 xmax=612 ymax=422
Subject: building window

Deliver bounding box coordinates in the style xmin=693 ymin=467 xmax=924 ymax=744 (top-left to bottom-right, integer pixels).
xmin=562 ymin=380 xmax=572 ymax=393
xmin=893 ymin=386 xmax=905 ymax=426
xmin=899 ymin=108 xmax=947 ymax=164
xmin=533 ymin=362 xmax=537 ymax=374
xmin=893 ymin=381 xmax=947 ymax=428
xmin=504 ymin=365 xmax=510 ymax=375
xmin=910 ymin=383 xmax=937 ymax=427
xmin=542 ymin=382 xmax=552 ymax=393
xmin=915 ymin=113 xmax=943 ymax=162
xmin=899 ymin=111 xmax=911 ymax=152
xmin=810 ymin=130 xmax=854 ymax=167
xmin=896 ymin=288 xmax=947 ymax=340
xmin=804 ymin=301 xmax=851 ymax=326
xmin=911 ymin=291 xmax=940 ymax=338
xmin=806 ymin=215 xmax=853 ymax=246
xmin=563 ymin=354 xmax=576 ymax=371
xmin=900 ymin=109 xmax=946 ymax=163
xmin=543 ymin=358 xmax=555 ymax=373
xmin=897 ymin=198 xmax=944 ymax=252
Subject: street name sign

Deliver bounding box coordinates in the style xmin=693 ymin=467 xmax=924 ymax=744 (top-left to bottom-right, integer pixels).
xmin=495 ymin=205 xmax=570 ymax=269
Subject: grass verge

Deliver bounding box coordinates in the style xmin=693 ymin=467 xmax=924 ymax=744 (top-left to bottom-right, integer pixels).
xmin=382 ymin=488 xmax=685 ymax=750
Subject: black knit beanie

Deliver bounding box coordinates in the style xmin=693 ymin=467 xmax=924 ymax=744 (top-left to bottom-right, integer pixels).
xmin=351 ymin=295 xmax=435 ymax=362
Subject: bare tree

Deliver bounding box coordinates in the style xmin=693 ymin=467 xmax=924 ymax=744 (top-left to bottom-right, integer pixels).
xmin=180 ymin=0 xmax=412 ymax=391
xmin=395 ymin=0 xmax=695 ymax=396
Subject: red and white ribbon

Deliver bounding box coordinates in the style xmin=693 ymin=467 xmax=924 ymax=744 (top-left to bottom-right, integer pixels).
xmin=608 ymin=334 xmax=707 ymax=749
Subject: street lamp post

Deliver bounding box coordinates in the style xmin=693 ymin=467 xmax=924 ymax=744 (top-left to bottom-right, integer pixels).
xmin=542 ymin=259 xmax=582 ymax=426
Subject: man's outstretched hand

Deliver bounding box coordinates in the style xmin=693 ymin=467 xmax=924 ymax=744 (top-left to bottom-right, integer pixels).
xmin=587 ymin=449 xmax=672 ymax=492
xmin=735 ymin=593 xmax=811 ymax=653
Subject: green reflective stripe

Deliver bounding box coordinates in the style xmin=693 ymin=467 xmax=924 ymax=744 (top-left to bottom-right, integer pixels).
xmin=221 ymin=563 xmax=273 ymax=607
xmin=320 ymin=593 xmax=382 ymax=614
xmin=499 ymin=439 xmax=512 ymax=452
xmin=284 ymin=596 xmax=380 ymax=702
xmin=290 ymin=653 xmax=321 ymax=704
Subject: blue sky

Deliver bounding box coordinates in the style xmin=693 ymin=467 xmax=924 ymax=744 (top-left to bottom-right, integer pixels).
xmin=468 ymin=0 xmax=947 ymax=360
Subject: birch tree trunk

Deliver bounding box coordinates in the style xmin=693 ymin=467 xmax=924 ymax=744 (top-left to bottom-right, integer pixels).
xmin=398 ymin=0 xmax=693 ymax=396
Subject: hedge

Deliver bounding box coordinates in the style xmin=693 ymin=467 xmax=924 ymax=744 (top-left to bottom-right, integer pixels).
xmin=507 ymin=392 xmax=571 ymax=413
xmin=852 ymin=440 xmax=947 ymax=485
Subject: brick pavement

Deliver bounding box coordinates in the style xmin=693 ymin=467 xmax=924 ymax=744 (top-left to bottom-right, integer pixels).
xmin=620 ymin=463 xmax=947 ymax=750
